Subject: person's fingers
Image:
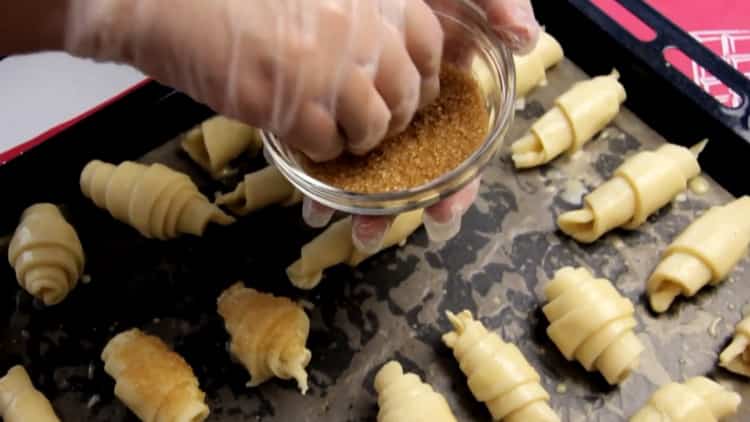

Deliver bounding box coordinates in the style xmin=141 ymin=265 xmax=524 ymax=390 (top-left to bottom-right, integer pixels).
xmin=336 ymin=66 xmax=392 ymax=155
xmin=424 ymin=178 xmax=481 ymax=242
xmin=302 ymin=197 xmax=335 ymax=228
xmin=352 ymin=215 xmax=395 ymax=255
xmin=281 ymin=101 xmax=345 ymax=162
xmin=374 ymin=22 xmax=421 ymax=137
xmin=404 ymin=0 xmax=444 ymax=108
xmin=475 ymin=0 xmax=540 ymax=54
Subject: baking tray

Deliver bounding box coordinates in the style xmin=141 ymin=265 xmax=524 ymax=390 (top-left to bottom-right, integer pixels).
xmin=2 ymin=7 xmax=750 ymax=422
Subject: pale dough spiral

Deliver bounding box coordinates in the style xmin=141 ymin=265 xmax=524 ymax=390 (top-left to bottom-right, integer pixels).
xmin=215 ymin=165 xmax=302 ymax=216
xmin=514 ymin=32 xmax=564 ymax=97
xmin=374 ymin=361 xmax=457 ymax=422
xmin=181 ymin=115 xmax=262 ymax=178
xmin=630 ymin=377 xmax=740 ymax=422
xmin=217 ymin=282 xmax=311 ymax=394
xmin=0 ymin=366 xmax=60 ymax=422
xmin=719 ymin=314 xmax=750 ymax=377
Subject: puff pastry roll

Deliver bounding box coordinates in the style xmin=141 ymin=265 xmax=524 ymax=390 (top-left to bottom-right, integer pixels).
xmin=181 ymin=115 xmax=262 ymax=178
xmin=217 ymin=282 xmax=311 ymax=394
xmin=443 ymin=310 xmax=559 ymax=422
xmin=511 ymin=70 xmax=626 ymax=168
xmin=719 ymin=314 xmax=750 ymax=377
xmin=514 ymin=32 xmax=564 ymax=97
xmin=8 ymin=203 xmax=85 ymax=305
xmin=543 ymin=267 xmax=643 ymax=385
xmin=0 ymin=366 xmax=60 ymax=422
xmin=81 ymin=160 xmax=234 ymax=239
xmin=102 ymin=328 xmax=209 ymax=422
xmin=215 ymin=165 xmax=302 ymax=216
xmin=374 ymin=361 xmax=457 ymax=422
xmin=630 ymin=377 xmax=740 ymax=422
xmin=648 ymin=196 xmax=750 ymax=312
xmin=287 ymin=209 xmax=424 ymax=289
xmin=558 ymin=143 xmax=703 ymax=243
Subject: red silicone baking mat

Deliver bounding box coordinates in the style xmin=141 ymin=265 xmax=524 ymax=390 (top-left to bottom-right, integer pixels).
xmin=593 ymin=0 xmax=750 ymax=107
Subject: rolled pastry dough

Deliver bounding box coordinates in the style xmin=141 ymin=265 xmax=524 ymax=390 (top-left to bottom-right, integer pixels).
xmin=543 ymin=267 xmax=643 ymax=385
xmin=648 ymin=196 xmax=750 ymax=312
xmin=514 ymin=32 xmax=564 ymax=97
xmin=511 ymin=70 xmax=626 ymax=168
xmin=181 ymin=115 xmax=262 ymax=178
xmin=720 ymin=314 xmax=750 ymax=377
xmin=0 ymin=366 xmax=60 ymax=422
xmin=102 ymin=328 xmax=210 ymax=422
xmin=286 ymin=209 xmax=424 ymax=289
xmin=81 ymin=160 xmax=234 ymax=239
xmin=215 ymin=165 xmax=302 ymax=216
xmin=442 ymin=310 xmax=559 ymax=422
xmin=374 ymin=361 xmax=457 ymax=422
xmin=217 ymin=282 xmax=311 ymax=394
xmin=630 ymin=377 xmax=741 ymax=422
xmin=558 ymin=142 xmax=703 ymax=243
xmin=8 ymin=203 xmax=85 ymax=305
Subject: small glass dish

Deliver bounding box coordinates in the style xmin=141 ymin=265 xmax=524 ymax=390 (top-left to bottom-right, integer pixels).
xmin=262 ymin=0 xmax=516 ymax=216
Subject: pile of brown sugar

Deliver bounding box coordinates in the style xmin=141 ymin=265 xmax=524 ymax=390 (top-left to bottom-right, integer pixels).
xmin=303 ymin=64 xmax=489 ymax=194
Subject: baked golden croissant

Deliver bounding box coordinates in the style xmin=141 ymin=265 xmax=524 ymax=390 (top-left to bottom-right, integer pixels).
xmin=181 ymin=115 xmax=262 ymax=178
xmin=543 ymin=267 xmax=643 ymax=385
xmin=443 ymin=310 xmax=559 ymax=422
xmin=215 ymin=165 xmax=302 ymax=216
xmin=0 ymin=366 xmax=60 ymax=422
xmin=630 ymin=377 xmax=740 ymax=422
xmin=101 ymin=328 xmax=210 ymax=422
xmin=8 ymin=203 xmax=85 ymax=305
xmin=374 ymin=361 xmax=457 ymax=422
xmin=80 ymin=160 xmax=234 ymax=239
xmin=217 ymin=282 xmax=311 ymax=394
xmin=287 ymin=209 xmax=424 ymax=289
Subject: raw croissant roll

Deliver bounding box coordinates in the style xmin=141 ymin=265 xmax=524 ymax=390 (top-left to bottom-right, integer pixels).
xmin=719 ymin=314 xmax=750 ymax=377
xmin=374 ymin=361 xmax=457 ymax=422
xmin=543 ymin=267 xmax=643 ymax=385
xmin=215 ymin=165 xmax=302 ymax=216
xmin=558 ymin=142 xmax=704 ymax=243
xmin=443 ymin=310 xmax=559 ymax=422
xmin=287 ymin=209 xmax=424 ymax=289
xmin=511 ymin=70 xmax=626 ymax=168
xmin=0 ymin=366 xmax=60 ymax=422
xmin=648 ymin=196 xmax=750 ymax=312
xmin=630 ymin=377 xmax=740 ymax=422
xmin=102 ymin=328 xmax=209 ymax=422
xmin=8 ymin=203 xmax=85 ymax=305
xmin=514 ymin=32 xmax=564 ymax=97
xmin=181 ymin=115 xmax=262 ymax=178
xmin=81 ymin=160 xmax=234 ymax=239
xmin=217 ymin=282 xmax=311 ymax=394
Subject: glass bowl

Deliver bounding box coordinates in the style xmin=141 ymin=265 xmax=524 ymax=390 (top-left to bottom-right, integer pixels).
xmin=262 ymin=0 xmax=516 ymax=216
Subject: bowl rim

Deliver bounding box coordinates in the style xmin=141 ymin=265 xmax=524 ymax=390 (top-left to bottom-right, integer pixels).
xmin=262 ymin=0 xmax=516 ymax=215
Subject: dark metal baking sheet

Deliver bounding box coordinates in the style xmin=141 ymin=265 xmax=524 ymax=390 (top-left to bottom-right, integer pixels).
xmin=1 ymin=59 xmax=749 ymax=421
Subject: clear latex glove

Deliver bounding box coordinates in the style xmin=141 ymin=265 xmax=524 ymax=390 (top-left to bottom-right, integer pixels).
xmin=64 ymin=0 xmax=443 ymax=159
xmin=305 ymin=0 xmax=540 ymax=248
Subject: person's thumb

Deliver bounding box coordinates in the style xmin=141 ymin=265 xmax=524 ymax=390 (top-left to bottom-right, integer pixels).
xmin=352 ymin=216 xmax=395 ymax=255
xmin=423 ymin=178 xmax=480 ymax=242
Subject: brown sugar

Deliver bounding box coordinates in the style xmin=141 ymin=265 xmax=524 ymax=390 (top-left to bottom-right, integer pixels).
xmin=302 ymin=65 xmax=489 ymax=194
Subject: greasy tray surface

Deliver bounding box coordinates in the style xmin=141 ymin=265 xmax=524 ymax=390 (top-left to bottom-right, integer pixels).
xmin=1 ymin=60 xmax=749 ymax=421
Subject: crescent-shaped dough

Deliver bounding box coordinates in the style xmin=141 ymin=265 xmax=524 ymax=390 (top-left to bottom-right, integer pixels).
xmin=286 ymin=209 xmax=424 ymax=289
xmin=443 ymin=310 xmax=559 ymax=422
xmin=181 ymin=116 xmax=262 ymax=178
xmin=374 ymin=361 xmax=457 ymax=422
xmin=511 ymin=70 xmax=626 ymax=168
xmin=8 ymin=203 xmax=85 ymax=305
xmin=215 ymin=166 xmax=302 ymax=216
xmin=514 ymin=32 xmax=564 ymax=97
xmin=543 ymin=267 xmax=643 ymax=385
xmin=0 ymin=366 xmax=60 ymax=422
xmin=81 ymin=160 xmax=234 ymax=239
xmin=217 ymin=282 xmax=311 ymax=394
xmin=719 ymin=314 xmax=750 ymax=377
xmin=630 ymin=377 xmax=740 ymax=422
xmin=558 ymin=142 xmax=703 ymax=243
xmin=648 ymin=196 xmax=750 ymax=312
xmin=101 ymin=328 xmax=210 ymax=422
